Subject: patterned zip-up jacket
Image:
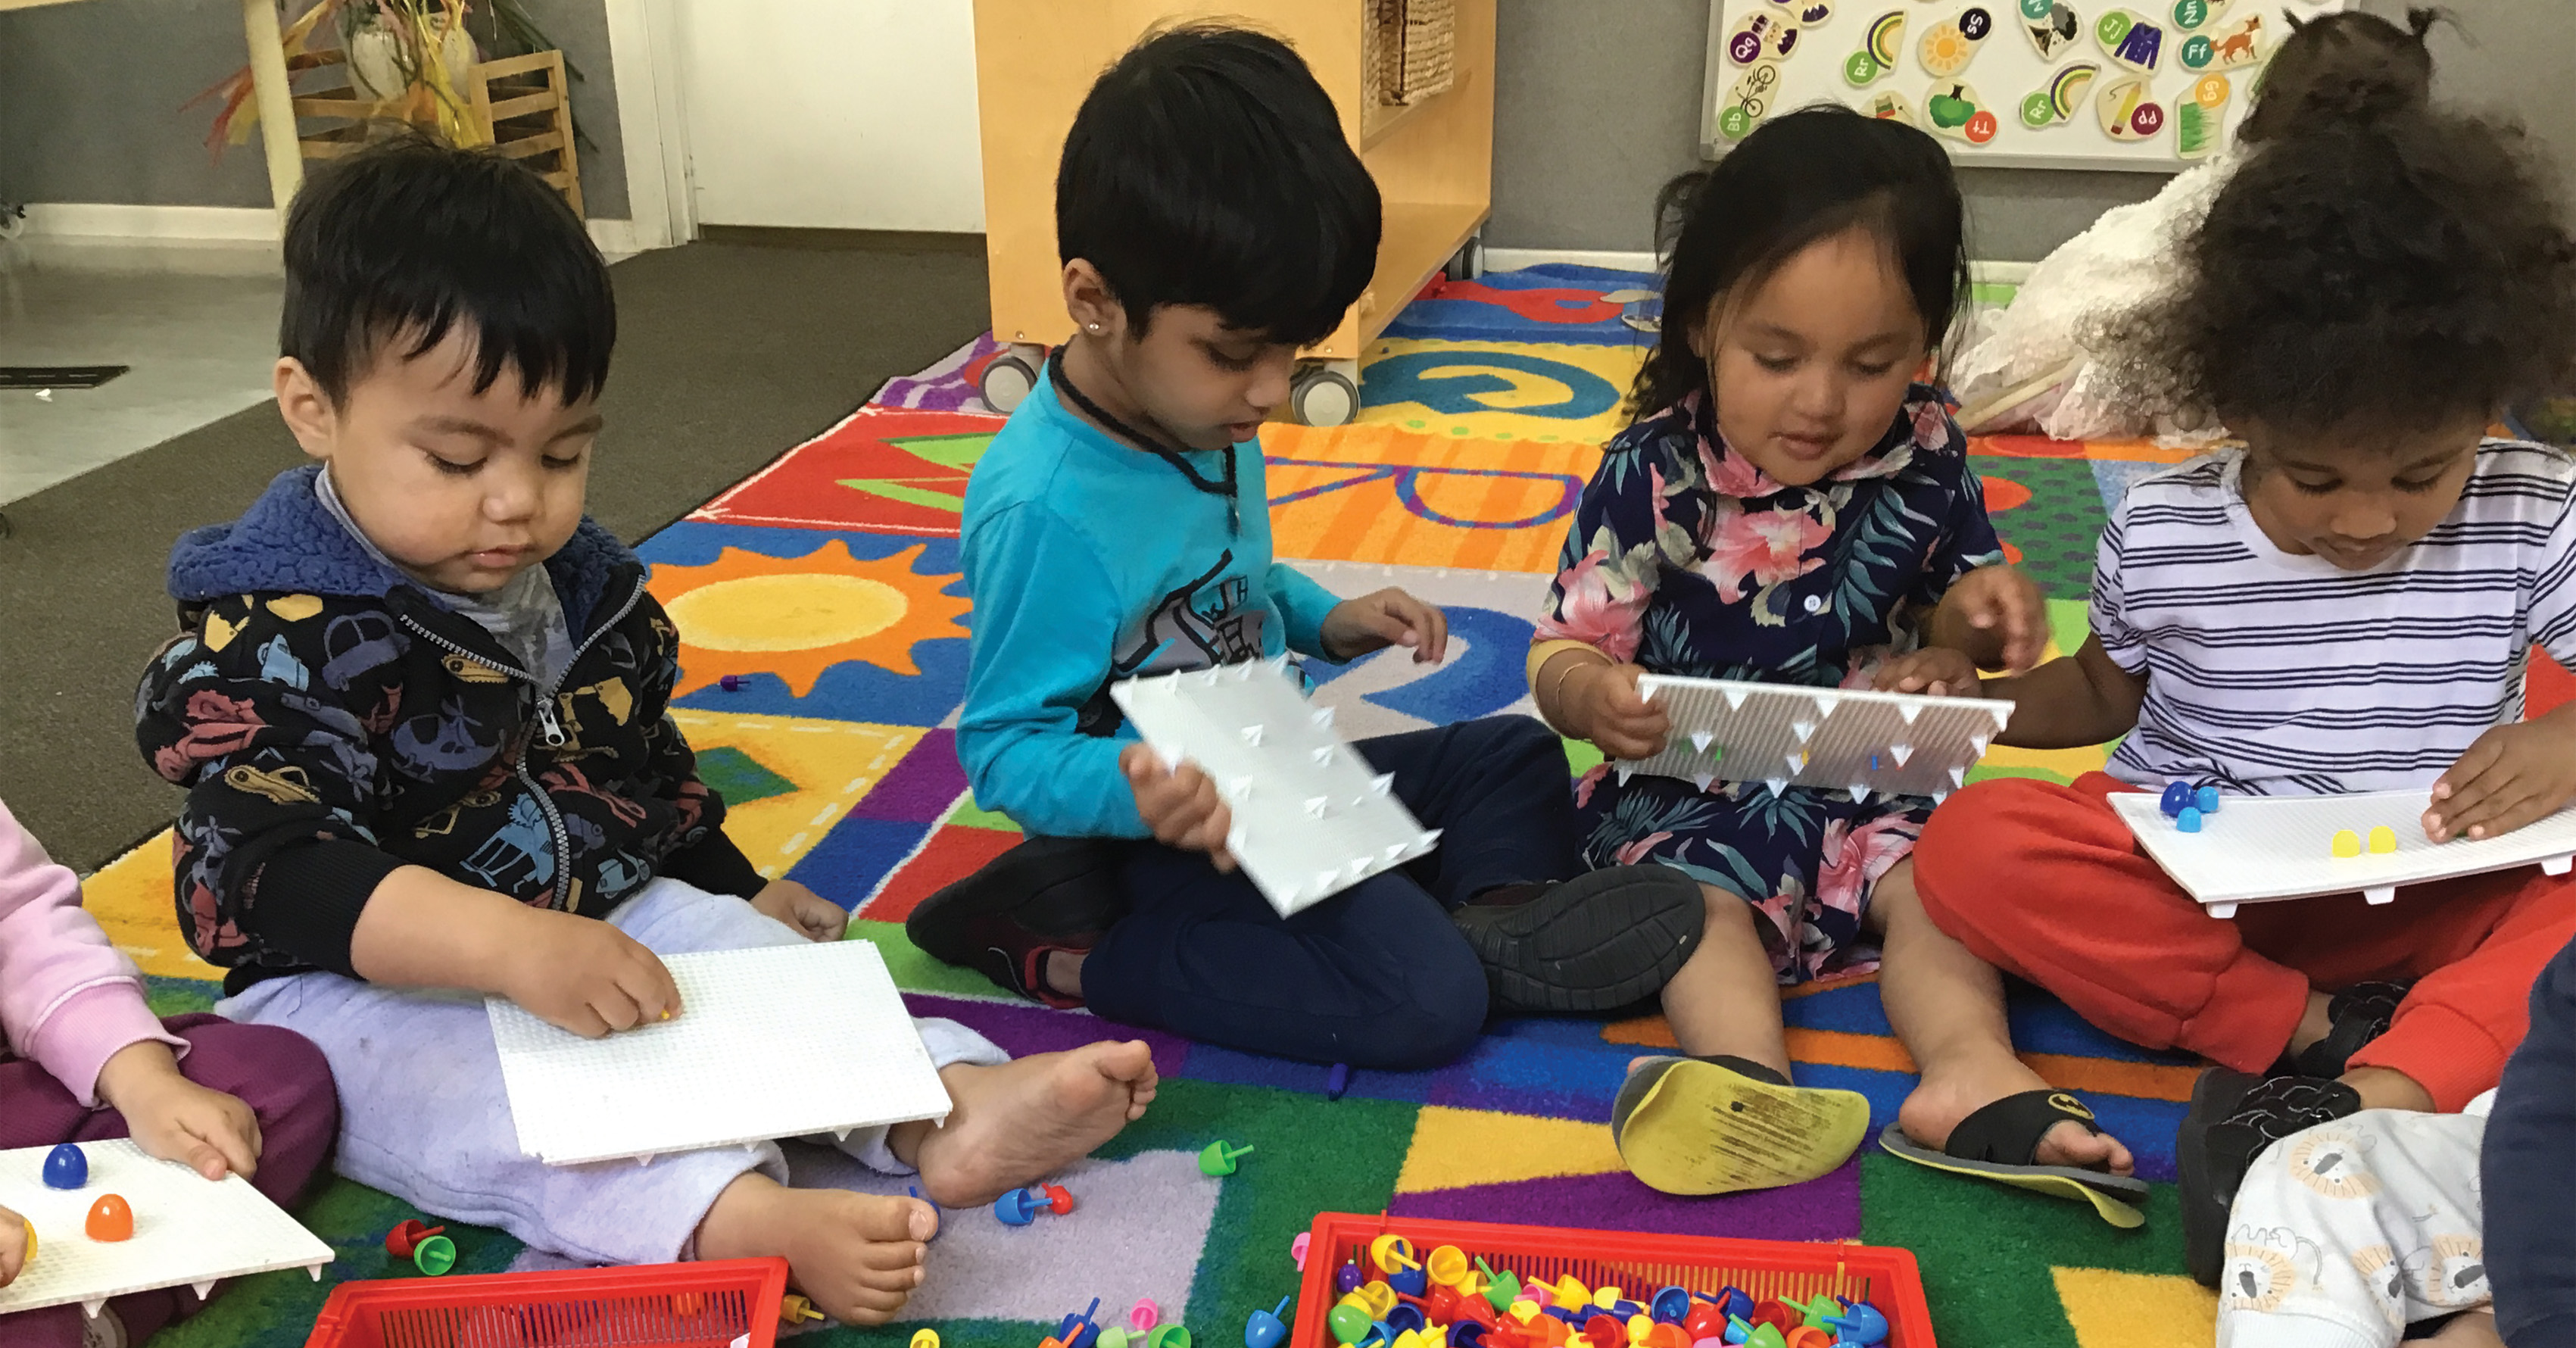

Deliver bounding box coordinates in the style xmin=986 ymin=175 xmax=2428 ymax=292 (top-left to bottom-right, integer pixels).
xmin=136 ymin=466 xmax=762 ymax=994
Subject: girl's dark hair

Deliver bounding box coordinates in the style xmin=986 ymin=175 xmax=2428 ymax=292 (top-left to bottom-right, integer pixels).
xmin=2238 ymin=7 xmax=2440 ymax=143
xmin=1056 ymin=24 xmax=1380 ymax=347
xmin=1632 ymin=106 xmax=1966 ymax=420
xmin=2154 ymin=105 xmax=2576 ymax=442
xmin=282 ymin=132 xmax=612 ymax=407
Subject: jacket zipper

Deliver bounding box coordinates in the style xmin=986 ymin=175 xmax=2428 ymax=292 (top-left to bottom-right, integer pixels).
xmin=394 ymin=575 xmax=649 ymax=912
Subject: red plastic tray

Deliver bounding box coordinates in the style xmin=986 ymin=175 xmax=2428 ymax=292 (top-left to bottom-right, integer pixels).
xmin=303 ymin=1257 xmax=791 ymax=1348
xmin=1292 ymin=1214 xmax=1935 ymax=1348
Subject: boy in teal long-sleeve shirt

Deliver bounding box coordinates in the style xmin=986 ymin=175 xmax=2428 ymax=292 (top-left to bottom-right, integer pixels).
xmin=909 ymin=25 xmax=1701 ymax=1069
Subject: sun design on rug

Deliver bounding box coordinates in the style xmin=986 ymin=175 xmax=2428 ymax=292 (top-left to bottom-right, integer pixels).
xmin=652 ymin=541 xmax=971 ymax=696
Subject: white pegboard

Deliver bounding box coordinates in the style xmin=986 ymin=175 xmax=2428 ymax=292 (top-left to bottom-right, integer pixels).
xmin=488 ymin=941 xmax=953 ymax=1165
xmin=1621 ymin=675 xmax=2015 ymax=801
xmin=2110 ymin=789 xmax=2576 ymax=918
xmin=1111 ymin=659 xmax=1441 ymax=917
xmin=0 ymin=1138 xmax=329 ymax=1318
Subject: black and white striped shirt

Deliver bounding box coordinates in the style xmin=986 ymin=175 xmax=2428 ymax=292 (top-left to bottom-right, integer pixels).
xmin=2096 ymin=441 xmax=2576 ymax=795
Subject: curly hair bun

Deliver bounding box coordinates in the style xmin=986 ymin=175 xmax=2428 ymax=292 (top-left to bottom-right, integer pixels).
xmin=2241 ymin=8 xmax=2437 ymax=143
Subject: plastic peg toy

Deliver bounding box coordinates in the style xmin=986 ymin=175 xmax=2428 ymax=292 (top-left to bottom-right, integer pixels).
xmin=1102 ymin=1331 xmax=1134 ymax=1348
xmin=1293 ymin=1233 xmax=1312 ymax=1271
xmin=1751 ymin=1304 xmax=1803 ymax=1336
xmin=1782 ymin=1331 xmax=1830 ymax=1348
xmin=1789 ymin=1298 xmax=1842 ymax=1332
xmin=1200 ymin=1140 xmax=1256 ymax=1176
xmin=1744 ymin=1329 xmax=1786 ymax=1348
xmin=1593 ymin=1287 xmax=1623 ymax=1310
xmin=1370 ymin=1234 xmax=1421 ymax=1275
xmin=2332 ymin=828 xmax=2363 ymax=858
xmin=1327 ymin=1063 xmax=1352 ymax=1100
xmin=1330 ymin=1304 xmax=1376 ymax=1345
xmin=18 ymin=1218 xmax=33 ymax=1266
xmin=2177 ymin=806 xmax=2202 ymax=832
xmin=409 ymin=1234 xmax=457 ymax=1276
xmin=1682 ymin=1305 xmax=1730 ymax=1341
xmin=781 ymin=1295 xmax=826 ymax=1325
xmin=1135 ymin=1309 xmax=1165 ymax=1340
xmin=907 ymin=1185 xmax=946 ymax=1242
xmin=1059 ymin=1297 xmax=1105 ymax=1348
xmin=1386 ymin=1306 xmax=1427 ymax=1335
xmin=1451 ymin=1324 xmax=1489 ymax=1348
xmin=996 ymin=1183 xmax=1074 ymax=1225
xmin=1646 ymin=1327 xmax=1689 ymax=1348
xmin=2369 ymin=825 xmax=2398 ymax=854
xmin=1477 ymin=1261 xmax=1522 ymax=1312
xmin=1338 ymin=1262 xmax=1367 ymax=1295
xmin=1651 ymin=1289 xmax=1692 ymax=1325
xmin=1820 ymin=1303 xmax=1887 ymax=1346
xmin=1709 ymin=1291 xmax=1755 ymax=1324
xmin=2195 ymin=785 xmax=2220 ymax=814
xmin=915 ymin=1332 xmax=942 ymax=1348
xmin=1626 ymin=1314 xmax=1656 ymax=1344
xmin=1042 ymin=1337 xmax=1068 ymax=1348
xmin=1358 ymin=1282 xmax=1399 ymax=1318
xmin=1391 ymin=1332 xmax=1432 ymax=1348
xmin=1427 ymin=1245 xmax=1469 ymax=1287
xmin=384 ymin=1219 xmax=447 ymax=1259
xmin=1552 ymin=1277 xmax=1592 ymax=1309
xmin=1391 ymin=1265 xmax=1429 ymax=1298
xmin=2160 ymin=781 xmax=2192 ymax=816
xmin=719 ymin=675 xmax=744 ymax=692
xmin=1148 ymin=1325 xmax=1190 ymax=1348
xmin=1580 ymin=1315 xmax=1623 ymax=1348
xmin=42 ymin=1143 xmax=86 ymax=1190
xmin=84 ymin=1194 xmax=133 ymax=1242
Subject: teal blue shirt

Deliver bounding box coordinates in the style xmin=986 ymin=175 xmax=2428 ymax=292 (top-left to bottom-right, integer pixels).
xmin=958 ymin=370 xmax=1343 ymax=838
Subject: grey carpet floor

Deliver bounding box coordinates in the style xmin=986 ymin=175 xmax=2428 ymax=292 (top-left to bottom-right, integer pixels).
xmin=0 ymin=240 xmax=989 ymax=872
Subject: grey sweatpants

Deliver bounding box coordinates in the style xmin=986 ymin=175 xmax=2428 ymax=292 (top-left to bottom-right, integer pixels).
xmin=219 ymin=878 xmax=1006 ymax=1265
xmin=2216 ymin=1100 xmax=2492 ymax=1348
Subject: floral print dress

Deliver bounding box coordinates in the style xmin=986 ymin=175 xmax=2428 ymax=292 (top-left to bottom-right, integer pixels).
xmin=1536 ymin=385 xmax=2004 ymax=982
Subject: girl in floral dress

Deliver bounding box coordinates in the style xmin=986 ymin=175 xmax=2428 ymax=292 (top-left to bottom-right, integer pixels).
xmin=1530 ymin=108 xmax=2047 ymax=1197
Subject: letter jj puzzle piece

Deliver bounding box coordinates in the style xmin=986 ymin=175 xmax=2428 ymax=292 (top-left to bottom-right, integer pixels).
xmin=487 ymin=941 xmax=953 ymax=1165
xmin=1620 ymin=676 xmax=2013 ymax=803
xmin=2109 ymin=790 xmax=2576 ymax=919
xmin=0 ymin=1138 xmax=331 ymax=1318
xmin=1111 ymin=660 xmax=1442 ymax=918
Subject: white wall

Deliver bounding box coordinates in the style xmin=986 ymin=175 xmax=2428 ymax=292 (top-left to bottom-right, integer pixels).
xmin=673 ymin=0 xmax=986 ymax=232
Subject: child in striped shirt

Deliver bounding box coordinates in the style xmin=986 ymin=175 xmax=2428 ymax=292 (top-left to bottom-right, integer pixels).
xmin=1876 ymin=97 xmax=2576 ymax=1315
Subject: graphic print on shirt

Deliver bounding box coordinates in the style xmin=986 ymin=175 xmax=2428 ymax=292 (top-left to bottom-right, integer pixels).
xmin=1077 ymin=551 xmax=1268 ymax=735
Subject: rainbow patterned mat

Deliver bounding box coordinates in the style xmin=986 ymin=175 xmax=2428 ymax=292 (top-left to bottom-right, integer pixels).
xmin=104 ymin=267 xmax=2235 ymax=1347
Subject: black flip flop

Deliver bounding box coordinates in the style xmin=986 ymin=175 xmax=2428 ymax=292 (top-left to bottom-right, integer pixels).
xmin=1876 ymin=1089 xmax=2149 ymax=1228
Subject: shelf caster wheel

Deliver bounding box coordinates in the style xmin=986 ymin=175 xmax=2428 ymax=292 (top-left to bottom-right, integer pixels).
xmin=1293 ymin=360 xmax=1361 ymax=428
xmin=1447 ymin=232 xmax=1483 ymax=282
xmin=979 ymin=342 xmax=1046 ymax=413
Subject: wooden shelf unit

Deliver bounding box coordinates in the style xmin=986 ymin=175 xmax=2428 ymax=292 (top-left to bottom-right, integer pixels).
xmin=287 ymin=47 xmax=585 ymax=218
xmin=968 ymin=0 xmax=1495 ymax=362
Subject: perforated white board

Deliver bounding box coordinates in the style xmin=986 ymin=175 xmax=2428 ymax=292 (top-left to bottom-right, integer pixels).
xmin=1624 ymin=675 xmax=2013 ymax=801
xmin=0 ymin=1138 xmax=330 ymax=1317
xmin=488 ymin=941 xmax=951 ymax=1165
xmin=1111 ymin=660 xmax=1441 ymax=918
xmin=2110 ymin=790 xmax=2576 ymax=917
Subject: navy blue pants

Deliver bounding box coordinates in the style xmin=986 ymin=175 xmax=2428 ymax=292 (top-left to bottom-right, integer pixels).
xmin=1080 ymin=715 xmax=1584 ymax=1070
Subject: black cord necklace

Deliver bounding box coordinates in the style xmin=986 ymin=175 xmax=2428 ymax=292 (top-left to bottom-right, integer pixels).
xmin=1049 ymin=345 xmax=1239 ymax=532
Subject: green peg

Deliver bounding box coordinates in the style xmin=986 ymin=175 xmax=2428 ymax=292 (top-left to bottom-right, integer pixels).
xmin=1795 ymin=1295 xmax=1842 ymax=1330
xmin=412 ymin=1234 xmax=456 ymax=1276
xmin=1148 ymin=1327 xmax=1192 ymax=1348
xmin=1198 ymin=1140 xmax=1255 ymax=1176
xmin=1481 ymin=1266 xmax=1521 ymax=1314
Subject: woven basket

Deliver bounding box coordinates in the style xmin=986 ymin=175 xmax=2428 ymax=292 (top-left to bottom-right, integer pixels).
xmin=1366 ymin=0 xmax=1455 ymax=106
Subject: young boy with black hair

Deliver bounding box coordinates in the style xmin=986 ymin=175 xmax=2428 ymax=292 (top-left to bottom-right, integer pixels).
xmin=907 ymin=24 xmax=1701 ymax=1068
xmin=136 ymin=136 xmax=1154 ymax=1325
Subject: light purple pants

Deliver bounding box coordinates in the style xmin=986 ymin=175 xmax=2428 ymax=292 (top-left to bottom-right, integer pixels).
xmin=0 ymin=1016 xmax=338 ymax=1347
xmin=218 ymin=879 xmax=1005 ymax=1267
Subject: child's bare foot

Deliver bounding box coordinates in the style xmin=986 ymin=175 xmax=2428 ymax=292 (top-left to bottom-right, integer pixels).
xmin=901 ymin=1040 xmax=1159 ymax=1207
xmin=697 ymin=1173 xmax=934 ymax=1325
xmin=1898 ymin=1056 xmax=2134 ymax=1175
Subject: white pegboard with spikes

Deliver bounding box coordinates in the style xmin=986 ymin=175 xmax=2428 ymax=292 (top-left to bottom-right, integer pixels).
xmin=0 ymin=1138 xmax=331 ymax=1319
xmin=2110 ymin=788 xmax=2576 ymax=919
xmin=1112 ymin=659 xmax=1441 ymax=917
xmin=1621 ymin=675 xmax=2016 ymax=803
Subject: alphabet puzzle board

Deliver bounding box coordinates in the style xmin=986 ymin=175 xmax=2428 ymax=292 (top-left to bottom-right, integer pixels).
xmin=1704 ymin=0 xmax=2348 ymax=170
xmin=1111 ymin=659 xmax=1442 ymax=918
xmin=1621 ymin=675 xmax=2014 ymax=801
xmin=2109 ymin=790 xmax=2576 ymax=918
xmin=487 ymin=941 xmax=953 ymax=1165
xmin=0 ymin=1138 xmax=331 ymax=1318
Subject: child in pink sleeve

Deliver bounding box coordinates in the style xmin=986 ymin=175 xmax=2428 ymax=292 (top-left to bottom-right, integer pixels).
xmin=0 ymin=800 xmax=337 ymax=1348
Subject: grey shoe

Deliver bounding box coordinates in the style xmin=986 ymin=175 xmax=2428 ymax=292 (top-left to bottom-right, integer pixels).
xmin=1449 ymin=865 xmax=1703 ymax=1013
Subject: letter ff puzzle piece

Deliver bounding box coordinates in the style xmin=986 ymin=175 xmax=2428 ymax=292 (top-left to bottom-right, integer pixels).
xmin=1619 ymin=676 xmax=2014 ymax=804
xmin=1111 ymin=660 xmax=1442 ymax=917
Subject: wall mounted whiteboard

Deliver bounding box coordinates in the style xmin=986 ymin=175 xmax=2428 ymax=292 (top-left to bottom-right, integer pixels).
xmin=1700 ymin=0 xmax=2347 ymax=171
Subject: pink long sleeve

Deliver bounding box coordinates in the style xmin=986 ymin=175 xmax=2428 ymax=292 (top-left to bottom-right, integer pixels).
xmin=0 ymin=799 xmax=185 ymax=1106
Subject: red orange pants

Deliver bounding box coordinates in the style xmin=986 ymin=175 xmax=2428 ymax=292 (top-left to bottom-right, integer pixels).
xmin=1913 ymin=773 xmax=2576 ymax=1111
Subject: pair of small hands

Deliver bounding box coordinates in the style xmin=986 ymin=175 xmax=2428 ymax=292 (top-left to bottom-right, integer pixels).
xmin=505 ymin=880 xmax=847 ymax=1039
xmin=1122 ymin=588 xmax=1446 ymax=869
xmin=1569 ymin=565 xmax=2047 ymax=760
xmin=2425 ymin=717 xmax=2576 ymax=843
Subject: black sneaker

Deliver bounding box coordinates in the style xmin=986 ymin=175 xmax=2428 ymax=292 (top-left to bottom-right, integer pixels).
xmin=1449 ymin=866 xmax=1703 ymax=1013
xmin=2178 ymin=1068 xmax=2362 ymax=1287
xmin=2273 ymin=979 xmax=2412 ymax=1078
xmin=904 ymin=836 xmax=1126 ymax=1008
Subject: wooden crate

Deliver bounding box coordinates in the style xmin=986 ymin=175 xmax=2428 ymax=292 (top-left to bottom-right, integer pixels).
xmin=289 ymin=46 xmax=584 ymax=218
xmin=970 ymin=0 xmax=1494 ymax=361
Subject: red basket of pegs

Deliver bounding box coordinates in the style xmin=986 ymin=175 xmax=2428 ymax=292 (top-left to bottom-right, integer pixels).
xmin=303 ymin=1256 xmax=793 ymax=1348
xmin=1293 ymin=1213 xmax=1935 ymax=1348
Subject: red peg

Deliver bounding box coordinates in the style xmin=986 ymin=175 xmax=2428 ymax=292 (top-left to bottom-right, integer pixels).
xmin=1580 ymin=1315 xmax=1623 ymax=1348
xmin=1428 ymin=1287 xmax=1463 ymax=1324
xmin=385 ymin=1219 xmax=448 ymax=1258
xmin=1752 ymin=1303 xmax=1804 ymax=1336
xmin=1682 ymin=1306 xmax=1729 ymax=1343
xmin=1041 ymin=1183 xmax=1075 ymax=1215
